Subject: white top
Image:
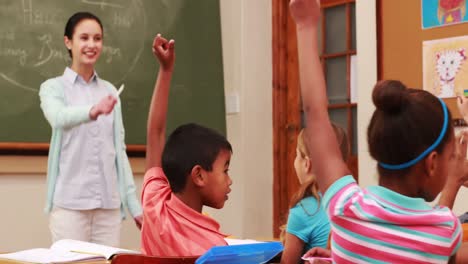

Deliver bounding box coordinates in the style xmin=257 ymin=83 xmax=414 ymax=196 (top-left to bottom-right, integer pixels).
xmin=53 ymin=67 xmax=120 ymax=210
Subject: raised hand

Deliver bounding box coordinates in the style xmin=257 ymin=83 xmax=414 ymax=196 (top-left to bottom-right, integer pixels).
xmin=152 ymin=34 xmax=175 ymax=71
xmin=146 ymin=34 xmax=175 ymax=170
xmin=451 ymin=131 xmax=468 ymax=185
xmin=289 ymin=0 xmax=321 ymax=29
xmin=439 ymin=130 xmax=468 ymax=208
xmin=457 ymin=94 xmax=468 ymax=123
xmin=456 ymin=94 xmax=468 ymax=188
xmin=89 ymin=95 xmax=117 ymax=120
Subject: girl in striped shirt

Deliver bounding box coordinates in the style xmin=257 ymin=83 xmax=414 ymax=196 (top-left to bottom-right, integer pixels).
xmin=289 ymin=0 xmax=467 ymax=263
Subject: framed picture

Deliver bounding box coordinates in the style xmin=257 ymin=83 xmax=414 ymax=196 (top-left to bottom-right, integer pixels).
xmin=423 ymin=36 xmax=468 ymax=98
xmin=422 ymin=0 xmax=468 ymax=29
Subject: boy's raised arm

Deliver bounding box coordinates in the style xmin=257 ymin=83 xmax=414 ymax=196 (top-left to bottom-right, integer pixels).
xmin=146 ymin=34 xmax=175 ymax=171
xmin=290 ymin=0 xmax=349 ymax=193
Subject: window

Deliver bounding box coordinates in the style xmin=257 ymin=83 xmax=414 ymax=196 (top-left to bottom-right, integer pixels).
xmin=321 ymin=0 xmax=358 ymax=172
xmin=272 ymin=0 xmax=357 ymax=238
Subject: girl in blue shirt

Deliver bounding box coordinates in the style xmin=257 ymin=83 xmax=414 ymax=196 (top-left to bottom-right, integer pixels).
xmin=281 ymin=125 xmax=349 ymax=264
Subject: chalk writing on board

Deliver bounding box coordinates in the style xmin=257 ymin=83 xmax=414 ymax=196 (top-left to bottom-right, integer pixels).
xmin=0 ymin=0 xmax=147 ymax=93
xmin=82 ymin=0 xmax=125 ymax=10
xmin=0 ymin=0 xmax=227 ymax=145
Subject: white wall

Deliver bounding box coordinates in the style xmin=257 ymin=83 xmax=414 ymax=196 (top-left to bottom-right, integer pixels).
xmin=356 ymin=0 xmax=378 ymax=188
xmin=0 ymin=0 xmax=273 ymax=251
xmin=356 ymin=0 xmax=468 ymax=215
xmin=0 ymin=157 xmax=144 ymax=251
xmin=205 ymin=0 xmax=273 ymax=240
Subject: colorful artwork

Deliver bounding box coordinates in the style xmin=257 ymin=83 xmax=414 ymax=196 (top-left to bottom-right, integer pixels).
xmin=422 ymin=0 xmax=467 ymax=29
xmin=423 ymin=36 xmax=468 ymax=98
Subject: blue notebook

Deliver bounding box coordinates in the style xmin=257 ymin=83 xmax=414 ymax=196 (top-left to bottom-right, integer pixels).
xmin=195 ymin=242 xmax=283 ymax=264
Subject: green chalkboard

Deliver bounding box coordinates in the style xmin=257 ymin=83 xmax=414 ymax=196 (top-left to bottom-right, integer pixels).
xmin=0 ymin=0 xmax=225 ymax=150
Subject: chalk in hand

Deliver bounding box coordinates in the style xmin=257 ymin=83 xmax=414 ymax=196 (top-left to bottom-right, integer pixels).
xmin=117 ymin=84 xmax=125 ymax=96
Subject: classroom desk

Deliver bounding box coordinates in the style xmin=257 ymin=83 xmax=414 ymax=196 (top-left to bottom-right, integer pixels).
xmin=0 ymin=254 xmax=282 ymax=264
xmin=0 ymin=239 xmax=283 ymax=264
xmin=0 ymin=260 xmax=108 ymax=264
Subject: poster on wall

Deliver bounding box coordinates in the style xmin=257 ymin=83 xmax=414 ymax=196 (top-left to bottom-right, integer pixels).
xmin=422 ymin=0 xmax=468 ymax=29
xmin=423 ymin=36 xmax=468 ymax=98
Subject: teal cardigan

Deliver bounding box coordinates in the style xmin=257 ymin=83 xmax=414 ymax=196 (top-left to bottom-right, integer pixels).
xmin=39 ymin=78 xmax=142 ymax=219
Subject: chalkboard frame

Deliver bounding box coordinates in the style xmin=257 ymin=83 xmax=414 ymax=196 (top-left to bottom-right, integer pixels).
xmin=0 ymin=142 xmax=145 ymax=156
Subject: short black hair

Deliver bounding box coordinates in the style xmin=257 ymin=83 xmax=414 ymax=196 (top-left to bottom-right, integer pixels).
xmin=162 ymin=123 xmax=232 ymax=193
xmin=64 ymin=12 xmax=103 ymax=58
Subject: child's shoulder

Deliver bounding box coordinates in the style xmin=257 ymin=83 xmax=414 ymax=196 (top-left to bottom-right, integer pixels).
xmin=290 ymin=196 xmax=323 ymax=218
xmin=300 ymin=196 xmax=320 ymax=206
xmin=142 ymin=166 xmax=169 ymax=193
xmin=143 ymin=166 xmax=166 ymax=182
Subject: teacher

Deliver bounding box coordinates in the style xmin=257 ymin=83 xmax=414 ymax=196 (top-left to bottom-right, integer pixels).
xmin=39 ymin=11 xmax=142 ymax=247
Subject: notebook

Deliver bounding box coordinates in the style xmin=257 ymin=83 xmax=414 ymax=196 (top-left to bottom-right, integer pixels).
xmin=195 ymin=241 xmax=283 ymax=264
xmin=0 ymin=239 xmax=139 ymax=263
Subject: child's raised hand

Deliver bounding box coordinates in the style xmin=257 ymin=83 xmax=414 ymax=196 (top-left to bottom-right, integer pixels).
xmin=438 ymin=130 xmax=468 ymax=208
xmin=289 ymin=0 xmax=321 ymax=29
xmin=152 ymin=34 xmax=175 ymax=71
xmin=457 ymin=94 xmax=468 ymax=123
xmin=451 ymin=131 xmax=468 ymax=186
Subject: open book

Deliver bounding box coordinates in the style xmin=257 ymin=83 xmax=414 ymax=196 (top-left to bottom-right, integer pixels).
xmin=0 ymin=239 xmax=139 ymax=263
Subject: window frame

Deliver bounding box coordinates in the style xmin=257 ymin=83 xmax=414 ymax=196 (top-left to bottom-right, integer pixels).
xmin=272 ymin=0 xmax=357 ymax=238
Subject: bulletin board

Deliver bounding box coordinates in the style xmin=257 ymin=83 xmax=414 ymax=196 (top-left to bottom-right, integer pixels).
xmin=377 ymin=0 xmax=468 ymax=119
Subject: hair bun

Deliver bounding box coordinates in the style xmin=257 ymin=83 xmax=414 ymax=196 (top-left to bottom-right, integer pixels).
xmin=372 ymin=80 xmax=408 ymax=114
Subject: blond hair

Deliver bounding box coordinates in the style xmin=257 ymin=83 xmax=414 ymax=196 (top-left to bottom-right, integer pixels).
xmin=280 ymin=123 xmax=349 ymax=242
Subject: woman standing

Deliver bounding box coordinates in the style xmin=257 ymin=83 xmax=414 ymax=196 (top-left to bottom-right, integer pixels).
xmin=39 ymin=12 xmax=142 ymax=247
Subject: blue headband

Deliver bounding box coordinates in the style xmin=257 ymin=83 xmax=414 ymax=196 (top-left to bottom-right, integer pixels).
xmin=378 ymin=98 xmax=449 ymax=170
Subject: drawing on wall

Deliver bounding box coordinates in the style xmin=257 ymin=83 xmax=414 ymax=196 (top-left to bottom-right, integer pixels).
xmin=422 ymin=0 xmax=468 ymax=29
xmin=423 ymin=36 xmax=468 ymax=98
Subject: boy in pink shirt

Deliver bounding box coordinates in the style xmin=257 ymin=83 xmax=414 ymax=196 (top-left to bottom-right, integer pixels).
xmin=140 ymin=34 xmax=232 ymax=257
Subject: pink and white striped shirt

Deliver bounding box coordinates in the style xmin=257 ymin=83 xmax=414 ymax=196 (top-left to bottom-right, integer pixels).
xmin=323 ymin=175 xmax=462 ymax=264
xmin=140 ymin=167 xmax=228 ymax=257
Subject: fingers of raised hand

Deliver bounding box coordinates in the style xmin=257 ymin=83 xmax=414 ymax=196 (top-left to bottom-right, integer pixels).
xmin=457 ymin=131 xmax=468 ymax=160
xmin=153 ymin=34 xmax=175 ymax=57
xmin=167 ymin=39 xmax=175 ymax=50
xmin=457 ymin=96 xmax=465 ymax=111
xmin=153 ymin=34 xmax=167 ymax=53
xmin=457 ymin=94 xmax=468 ymax=113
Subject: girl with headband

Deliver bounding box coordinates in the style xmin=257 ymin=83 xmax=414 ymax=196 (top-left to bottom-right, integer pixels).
xmin=290 ymin=0 xmax=468 ymax=262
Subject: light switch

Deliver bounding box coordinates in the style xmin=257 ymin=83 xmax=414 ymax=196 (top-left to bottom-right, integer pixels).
xmin=225 ymin=92 xmax=240 ymax=114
